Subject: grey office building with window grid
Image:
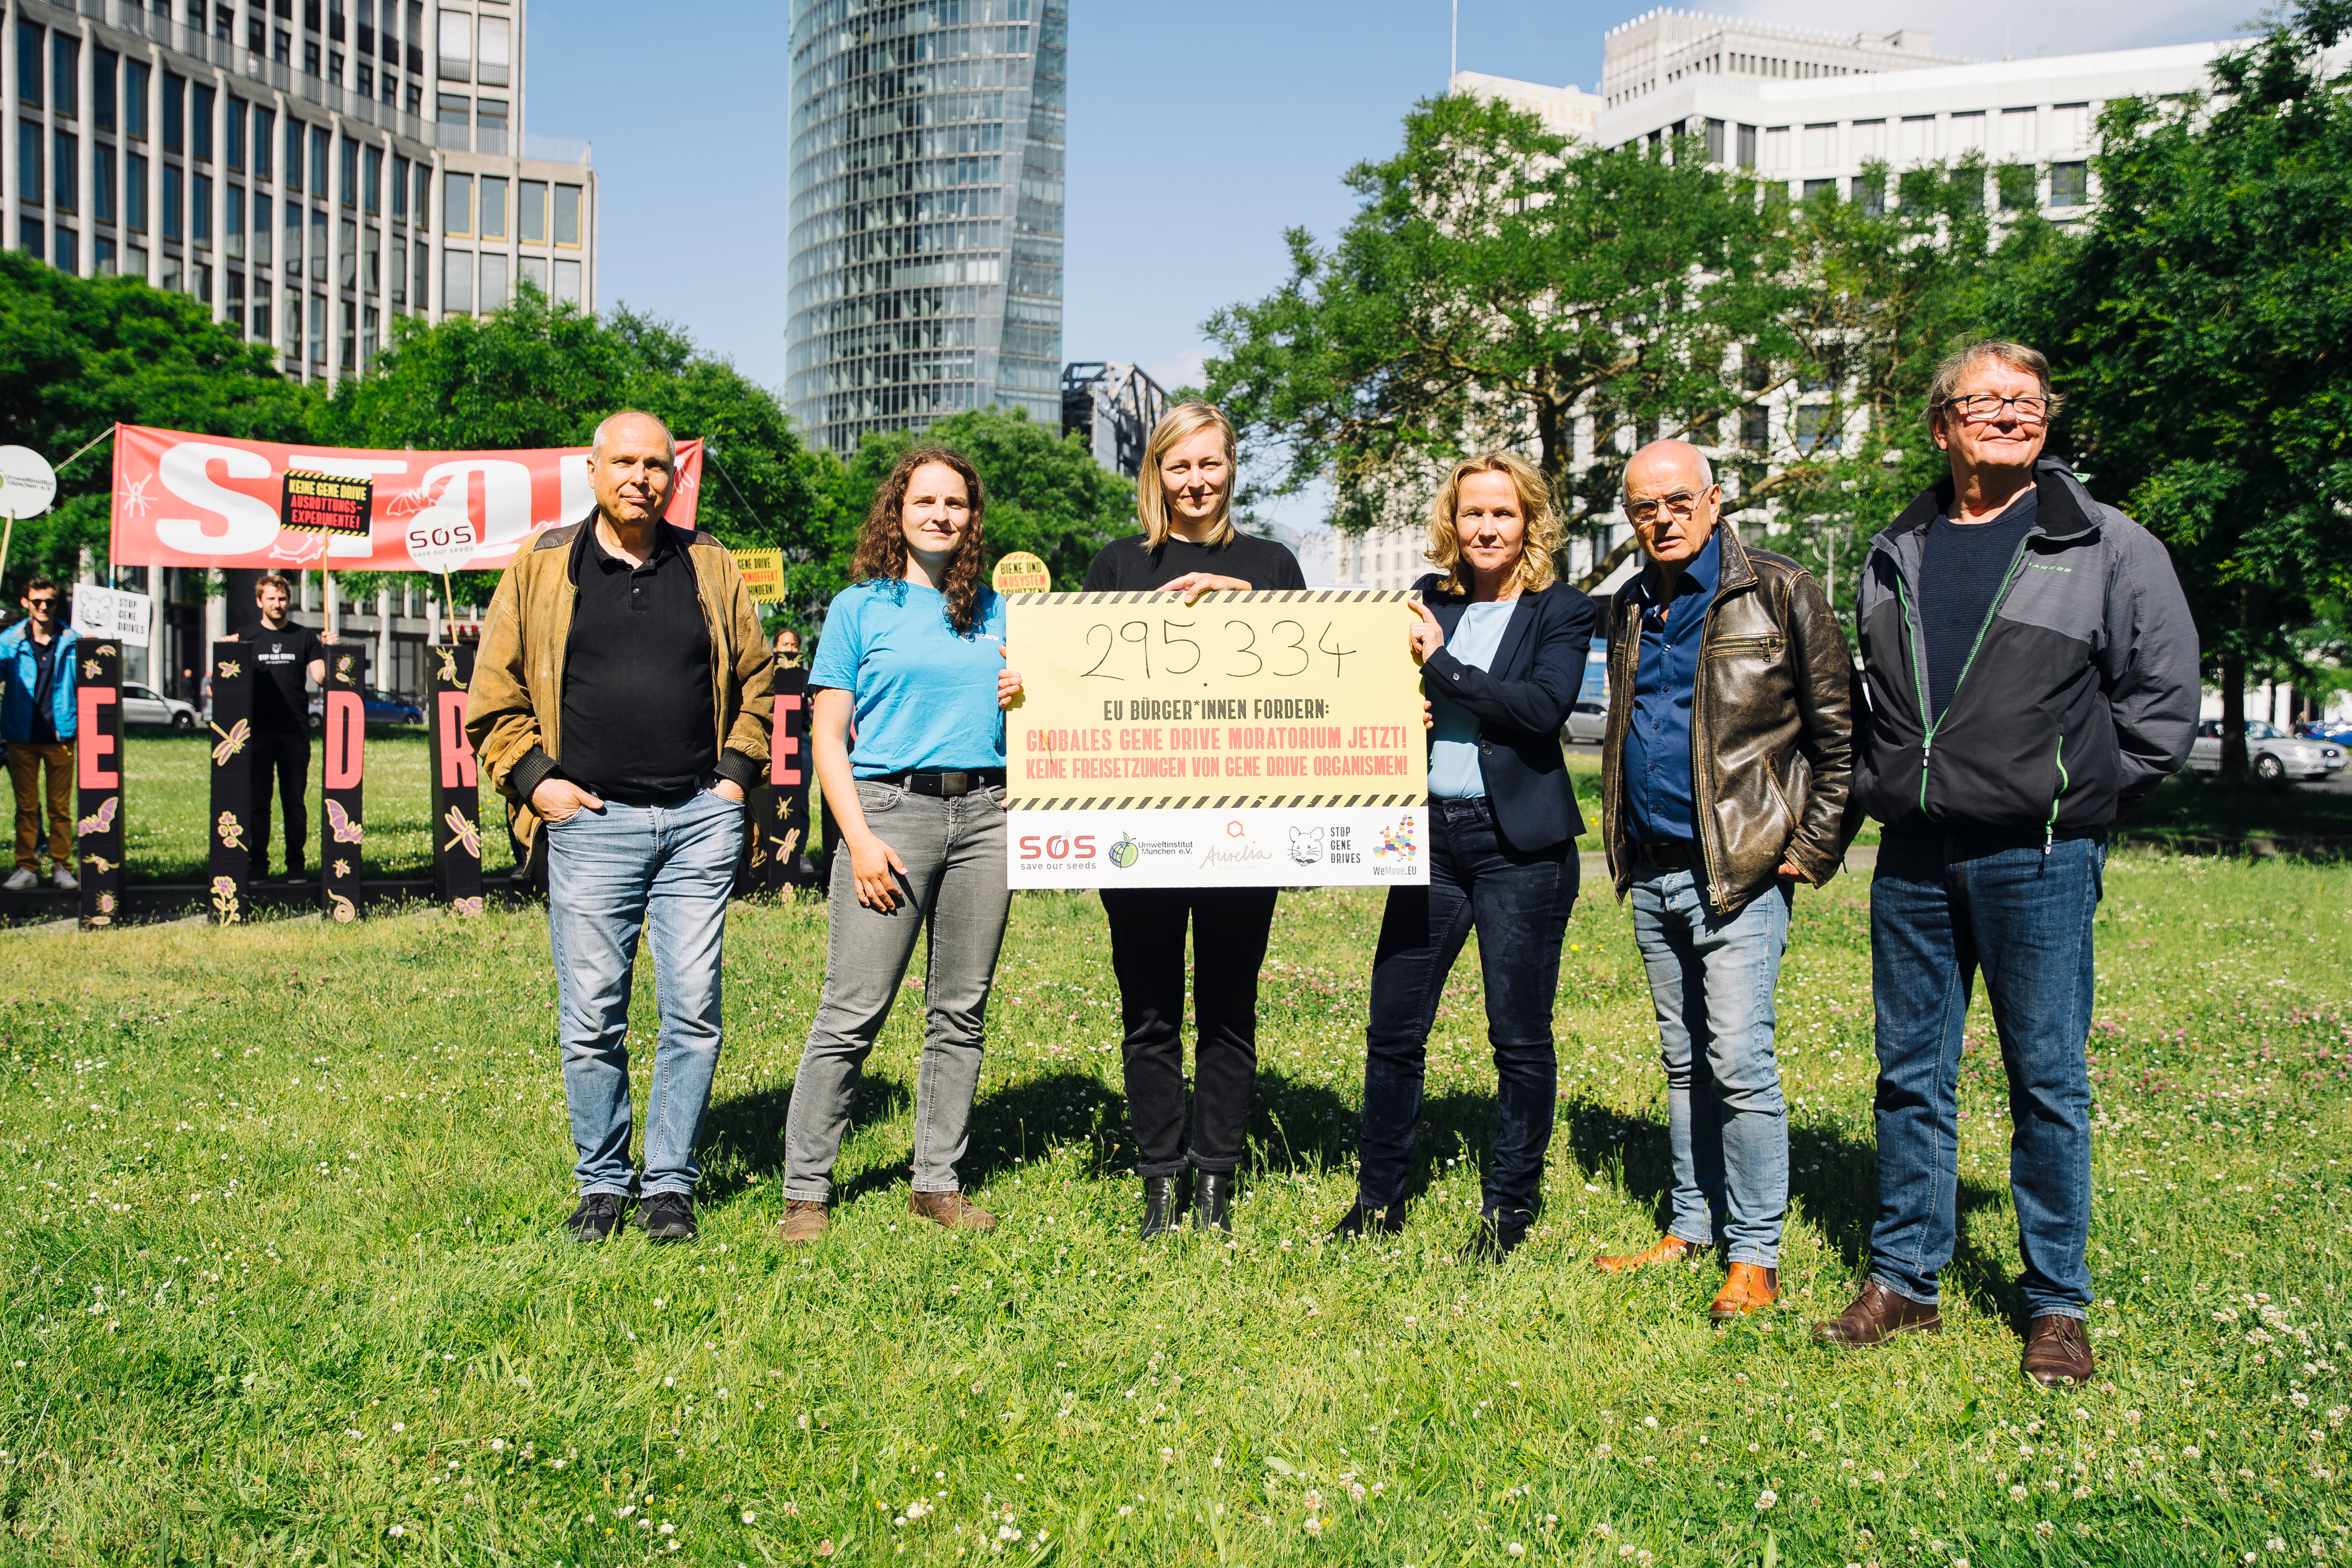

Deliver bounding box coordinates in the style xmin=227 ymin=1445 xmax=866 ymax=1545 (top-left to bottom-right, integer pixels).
xmin=785 ymin=0 xmax=1065 ymax=454
xmin=1 ymin=0 xmax=596 ymax=388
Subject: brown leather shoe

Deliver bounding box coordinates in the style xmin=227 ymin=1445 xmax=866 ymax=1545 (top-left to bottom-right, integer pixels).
xmin=1708 ymin=1261 xmax=1779 ymax=1321
xmin=1591 ymin=1233 xmax=1704 ymax=1273
xmin=1812 ymin=1278 xmax=1943 ymax=1347
xmin=909 ymin=1189 xmax=997 ymax=1233
xmin=777 ymin=1199 xmax=828 ymax=1244
xmin=2021 ymin=1314 xmax=2094 ymax=1388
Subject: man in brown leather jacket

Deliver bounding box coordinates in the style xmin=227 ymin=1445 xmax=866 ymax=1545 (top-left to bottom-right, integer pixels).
xmin=1589 ymin=439 xmax=1855 ymax=1322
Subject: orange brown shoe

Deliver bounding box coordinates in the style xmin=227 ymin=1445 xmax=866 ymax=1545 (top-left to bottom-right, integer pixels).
xmin=910 ymin=1189 xmax=997 ymax=1233
xmin=1811 ymin=1278 xmax=1942 ymax=1348
xmin=777 ymin=1199 xmax=828 ymax=1244
xmin=1590 ymin=1233 xmax=1705 ymax=1273
xmin=1708 ymin=1261 xmax=1779 ymax=1321
xmin=2020 ymin=1314 xmax=2095 ymax=1389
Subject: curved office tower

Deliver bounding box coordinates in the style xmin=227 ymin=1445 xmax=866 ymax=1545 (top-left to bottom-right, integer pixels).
xmin=786 ymin=0 xmax=1067 ymax=454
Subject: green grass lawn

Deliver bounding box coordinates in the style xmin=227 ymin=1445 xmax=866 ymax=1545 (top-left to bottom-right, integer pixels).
xmin=118 ymin=731 xmax=519 ymax=883
xmin=2 ymin=852 xmax=2345 ymax=1565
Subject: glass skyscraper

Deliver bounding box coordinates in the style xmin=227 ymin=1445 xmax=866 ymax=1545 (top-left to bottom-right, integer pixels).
xmin=786 ymin=0 xmax=1067 ymax=454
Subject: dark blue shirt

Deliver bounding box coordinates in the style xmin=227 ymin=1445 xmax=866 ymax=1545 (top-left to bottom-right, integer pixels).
xmin=1624 ymin=530 xmax=1720 ymax=845
xmin=1920 ymin=489 xmax=2037 ymax=723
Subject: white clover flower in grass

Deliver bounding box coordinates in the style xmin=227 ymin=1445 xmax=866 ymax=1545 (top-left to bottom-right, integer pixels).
xmin=2010 ymin=1486 xmax=2030 ymax=1501
xmin=1160 ymin=1447 xmax=1175 ymax=1465
xmin=2274 ymin=1543 xmax=2289 ymax=1554
xmin=1755 ymin=1490 xmax=1778 ymax=1511
xmin=741 ymin=1512 xmax=756 ymax=1525
xmin=1302 ymin=1517 xmax=1322 ymax=1537
xmin=1508 ymin=1544 xmax=1525 ymax=1557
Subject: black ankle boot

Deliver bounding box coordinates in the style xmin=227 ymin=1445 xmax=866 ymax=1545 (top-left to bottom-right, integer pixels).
xmin=1327 ymin=1201 xmax=1407 ymax=1242
xmin=1140 ymin=1175 xmax=1185 ymax=1241
xmin=1191 ymin=1170 xmax=1234 ymax=1233
xmin=1458 ymin=1210 xmax=1532 ymax=1265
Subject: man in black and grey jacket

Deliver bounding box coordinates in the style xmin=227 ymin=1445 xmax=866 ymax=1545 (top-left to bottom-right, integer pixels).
xmin=1813 ymin=340 xmax=2198 ymax=1389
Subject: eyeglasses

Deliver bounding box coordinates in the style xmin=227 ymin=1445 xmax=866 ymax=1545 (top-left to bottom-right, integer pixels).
xmin=25 ymin=598 xmax=55 ymax=609
xmin=1623 ymin=486 xmax=1715 ymax=525
xmin=1943 ymin=393 xmax=2050 ymax=425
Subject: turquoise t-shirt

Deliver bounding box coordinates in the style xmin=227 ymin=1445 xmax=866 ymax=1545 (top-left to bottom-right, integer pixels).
xmin=809 ymin=579 xmax=1008 ymax=776
xmin=1428 ymin=599 xmax=1516 ymax=799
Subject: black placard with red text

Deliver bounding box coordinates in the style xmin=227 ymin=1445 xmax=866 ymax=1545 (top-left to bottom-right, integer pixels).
xmin=429 ymin=644 xmax=485 ymax=915
xmin=320 ymin=646 xmax=368 ymax=921
xmin=75 ymin=640 xmax=124 ymax=928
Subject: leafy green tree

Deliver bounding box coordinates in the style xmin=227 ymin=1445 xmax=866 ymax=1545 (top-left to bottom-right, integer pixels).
xmin=316 ymin=288 xmax=841 ymax=622
xmin=2003 ymin=0 xmax=2352 ymax=775
xmin=1202 ymin=93 xmax=1799 ymax=583
xmin=820 ymin=406 xmax=1132 ymax=601
xmin=0 ymin=252 xmax=315 ymax=596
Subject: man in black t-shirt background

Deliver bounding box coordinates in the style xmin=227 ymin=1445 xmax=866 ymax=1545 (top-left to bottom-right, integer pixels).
xmin=234 ymin=574 xmax=329 ymax=882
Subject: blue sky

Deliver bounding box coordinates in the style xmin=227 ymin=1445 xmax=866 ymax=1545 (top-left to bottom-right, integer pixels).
xmin=528 ymin=0 xmax=2254 ymax=483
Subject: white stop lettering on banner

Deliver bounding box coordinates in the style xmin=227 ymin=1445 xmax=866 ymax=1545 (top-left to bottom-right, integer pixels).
xmin=405 ymin=507 xmax=482 ymax=573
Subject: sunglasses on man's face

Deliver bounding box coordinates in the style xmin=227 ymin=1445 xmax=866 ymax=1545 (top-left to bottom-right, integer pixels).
xmin=26 ymin=598 xmax=56 ymax=609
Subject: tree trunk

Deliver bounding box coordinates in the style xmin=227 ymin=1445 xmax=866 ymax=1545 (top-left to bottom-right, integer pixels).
xmin=2219 ymin=648 xmax=2247 ymax=781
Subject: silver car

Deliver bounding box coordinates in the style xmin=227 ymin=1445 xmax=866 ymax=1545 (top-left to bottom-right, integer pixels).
xmin=122 ymin=682 xmax=198 ymax=731
xmin=2189 ymin=719 xmax=2346 ymax=781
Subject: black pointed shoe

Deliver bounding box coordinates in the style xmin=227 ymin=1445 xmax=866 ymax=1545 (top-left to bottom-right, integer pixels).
xmin=1191 ymin=1170 xmax=1234 ymax=1233
xmin=1326 ymin=1201 xmax=1407 ymax=1242
xmin=1140 ymin=1175 xmax=1186 ymax=1241
xmin=1458 ymin=1211 xmax=1532 ymax=1265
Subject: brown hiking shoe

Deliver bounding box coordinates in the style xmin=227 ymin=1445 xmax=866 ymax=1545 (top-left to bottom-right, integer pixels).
xmin=777 ymin=1199 xmax=828 ymax=1244
xmin=2021 ymin=1314 xmax=2095 ymax=1389
xmin=1812 ymin=1278 xmax=1943 ymax=1348
xmin=1708 ymin=1262 xmax=1780 ymax=1322
xmin=909 ymin=1189 xmax=997 ymax=1233
xmin=1591 ymin=1233 xmax=1704 ymax=1274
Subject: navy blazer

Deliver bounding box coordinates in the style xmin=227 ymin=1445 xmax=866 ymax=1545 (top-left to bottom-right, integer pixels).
xmin=1415 ymin=574 xmax=1598 ymax=853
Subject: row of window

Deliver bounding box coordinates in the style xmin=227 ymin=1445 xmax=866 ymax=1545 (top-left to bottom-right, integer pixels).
xmin=1791 ymin=162 xmax=2091 ymax=210
xmin=442 ymin=171 xmax=583 ymax=243
xmin=1656 ymin=108 xmax=2096 ymax=171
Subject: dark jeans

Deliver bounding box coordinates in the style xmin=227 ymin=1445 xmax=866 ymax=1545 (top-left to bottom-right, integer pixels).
xmin=1869 ymin=824 xmax=2104 ymax=1321
xmin=1101 ymin=885 xmax=1278 ymax=1177
xmin=1356 ymin=798 xmax=1577 ymax=1221
xmin=250 ymin=731 xmax=310 ymax=877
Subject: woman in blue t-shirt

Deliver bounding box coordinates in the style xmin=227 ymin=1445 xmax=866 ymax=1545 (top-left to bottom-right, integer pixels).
xmin=1327 ymin=451 xmax=1596 ymax=1263
xmin=780 ymin=447 xmax=1023 ymax=1242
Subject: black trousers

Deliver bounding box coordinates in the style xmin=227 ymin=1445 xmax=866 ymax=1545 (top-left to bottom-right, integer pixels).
xmin=249 ymin=731 xmax=310 ymax=876
xmin=1100 ymin=885 xmax=1278 ymax=1177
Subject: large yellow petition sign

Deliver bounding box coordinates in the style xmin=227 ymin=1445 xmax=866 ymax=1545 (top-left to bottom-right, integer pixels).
xmin=1004 ymin=589 xmax=1429 ymax=888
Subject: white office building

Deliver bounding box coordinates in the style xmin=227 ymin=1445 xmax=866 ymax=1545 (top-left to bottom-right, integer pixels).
xmin=1 ymin=0 xmax=598 ymax=388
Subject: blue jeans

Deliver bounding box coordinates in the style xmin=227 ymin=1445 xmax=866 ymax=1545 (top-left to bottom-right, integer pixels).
xmin=1631 ymin=865 xmax=1792 ymax=1267
xmin=545 ymin=787 xmax=746 ymax=1198
xmin=1355 ymin=798 xmax=1576 ymax=1221
xmin=1869 ymin=825 xmax=2103 ymax=1321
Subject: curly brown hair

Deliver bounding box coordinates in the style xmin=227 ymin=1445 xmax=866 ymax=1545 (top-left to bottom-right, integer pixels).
xmin=850 ymin=446 xmax=990 ymax=634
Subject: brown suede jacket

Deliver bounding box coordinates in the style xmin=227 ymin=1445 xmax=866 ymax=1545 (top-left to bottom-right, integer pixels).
xmin=464 ymin=515 xmax=775 ymax=872
xmin=1601 ymin=523 xmax=1858 ymax=914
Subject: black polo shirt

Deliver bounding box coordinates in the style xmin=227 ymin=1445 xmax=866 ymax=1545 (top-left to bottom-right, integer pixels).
xmin=558 ymin=523 xmax=717 ymax=804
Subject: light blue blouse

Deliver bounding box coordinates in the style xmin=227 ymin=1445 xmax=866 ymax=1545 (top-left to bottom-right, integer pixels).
xmin=1428 ymin=599 xmax=1516 ymax=799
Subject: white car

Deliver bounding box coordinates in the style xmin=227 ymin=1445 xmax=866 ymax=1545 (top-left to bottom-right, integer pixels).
xmin=2189 ymin=719 xmax=2346 ymax=781
xmin=122 ymin=683 xmax=198 ymax=731
xmin=1565 ymin=701 xmax=1608 ymax=743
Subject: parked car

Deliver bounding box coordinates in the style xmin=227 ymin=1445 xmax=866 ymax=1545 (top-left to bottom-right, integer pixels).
xmin=306 ymin=688 xmax=427 ymax=727
xmin=1563 ymin=637 xmax=1609 ymax=744
xmin=122 ymin=683 xmax=198 ymax=730
xmin=2189 ymin=719 xmax=2347 ymax=781
xmin=1566 ymin=701 xmax=1608 ymax=743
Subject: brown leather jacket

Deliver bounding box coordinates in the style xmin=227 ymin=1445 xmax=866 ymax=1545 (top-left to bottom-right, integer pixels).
xmin=1601 ymin=523 xmax=1857 ymax=914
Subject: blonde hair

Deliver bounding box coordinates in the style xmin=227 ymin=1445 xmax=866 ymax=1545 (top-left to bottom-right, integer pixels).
xmin=1137 ymin=402 xmax=1238 ymax=549
xmin=1425 ymin=451 xmax=1560 ymax=597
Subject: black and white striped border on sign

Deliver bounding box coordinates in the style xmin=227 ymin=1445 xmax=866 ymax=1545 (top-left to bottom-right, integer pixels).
xmin=1004 ymin=590 xmax=1419 ymax=606
xmin=1005 ymin=794 xmax=1422 ymax=811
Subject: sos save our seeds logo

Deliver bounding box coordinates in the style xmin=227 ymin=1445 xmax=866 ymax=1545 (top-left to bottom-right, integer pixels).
xmin=1016 ymin=831 xmax=1099 ymax=866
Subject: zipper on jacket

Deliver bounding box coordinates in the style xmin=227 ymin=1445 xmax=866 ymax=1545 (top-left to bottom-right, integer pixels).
xmin=1895 ymin=534 xmax=2034 ymax=818
xmin=2044 ymin=734 xmax=2067 ymax=857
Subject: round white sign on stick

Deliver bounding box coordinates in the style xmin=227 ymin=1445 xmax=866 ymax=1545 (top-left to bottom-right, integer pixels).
xmin=403 ymin=506 xmax=484 ymax=573
xmin=0 ymin=446 xmax=59 ymax=519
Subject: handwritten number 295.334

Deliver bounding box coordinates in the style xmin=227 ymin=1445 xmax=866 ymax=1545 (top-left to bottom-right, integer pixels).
xmin=1079 ymin=620 xmax=1356 ymax=681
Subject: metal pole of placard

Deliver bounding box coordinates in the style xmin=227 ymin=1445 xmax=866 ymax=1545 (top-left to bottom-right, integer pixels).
xmin=206 ymin=638 xmax=255 ymax=923
xmin=320 ymin=647 xmax=368 ymax=921
xmin=429 ymin=644 xmax=485 ymax=916
xmin=75 ymin=641 xmax=125 ymax=928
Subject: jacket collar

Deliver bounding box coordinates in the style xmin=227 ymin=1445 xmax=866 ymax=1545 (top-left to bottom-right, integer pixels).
xmin=560 ymin=510 xmax=691 ymax=586
xmin=1636 ymin=524 xmax=1742 ymax=604
xmin=1887 ymin=454 xmax=2099 ymax=544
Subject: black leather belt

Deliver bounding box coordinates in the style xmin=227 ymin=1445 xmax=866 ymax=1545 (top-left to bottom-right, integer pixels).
xmin=1633 ymin=840 xmax=1701 ymax=872
xmin=869 ymin=769 xmax=1005 ymax=797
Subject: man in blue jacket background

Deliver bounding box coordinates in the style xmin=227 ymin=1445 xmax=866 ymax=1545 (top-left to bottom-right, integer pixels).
xmin=1 ymin=578 xmax=80 ymax=892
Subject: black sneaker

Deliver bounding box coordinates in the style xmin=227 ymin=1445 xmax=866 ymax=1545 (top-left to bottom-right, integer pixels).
xmin=285 ymin=867 xmax=308 ymax=884
xmin=1327 ymin=1201 xmax=1408 ymax=1243
xmin=637 ymin=1192 xmax=697 ymax=1243
xmin=565 ymin=1192 xmax=623 ymax=1242
xmin=1458 ymin=1211 xmax=1532 ymax=1266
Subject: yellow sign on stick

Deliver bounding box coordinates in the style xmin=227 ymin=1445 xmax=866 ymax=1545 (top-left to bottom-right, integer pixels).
xmin=731 ymin=547 xmax=786 ymax=603
xmin=990 ymin=550 xmax=1053 ymax=593
xmin=1004 ymin=589 xmax=1429 ymax=888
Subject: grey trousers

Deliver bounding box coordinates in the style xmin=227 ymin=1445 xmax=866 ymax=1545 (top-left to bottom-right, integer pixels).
xmin=783 ymin=780 xmax=1011 ymax=1202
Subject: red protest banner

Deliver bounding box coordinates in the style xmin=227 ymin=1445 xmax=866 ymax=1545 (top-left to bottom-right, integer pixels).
xmin=106 ymin=424 xmax=706 ymax=571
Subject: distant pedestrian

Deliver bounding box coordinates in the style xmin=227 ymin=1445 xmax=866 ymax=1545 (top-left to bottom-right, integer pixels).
xmin=2 ymin=579 xmax=80 ymax=892
xmin=781 ymin=446 xmax=1023 ymax=1243
xmin=1813 ymin=341 xmax=2199 ymax=1388
xmin=1327 ymin=451 xmax=1595 ymax=1265
xmin=772 ymin=627 xmax=801 ymax=668
xmin=468 ymin=410 xmax=776 ymax=1245
xmin=234 ymin=574 xmax=327 ymax=883
xmin=1586 ymin=439 xmax=1855 ymax=1319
